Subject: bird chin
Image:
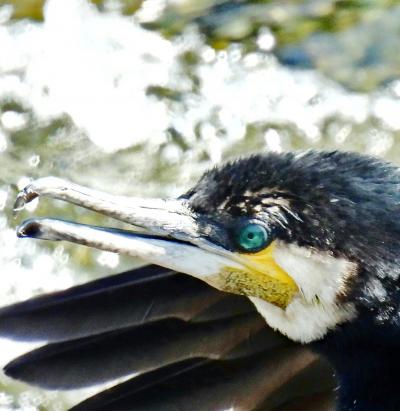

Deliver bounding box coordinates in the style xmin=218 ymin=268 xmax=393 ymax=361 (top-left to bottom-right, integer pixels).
xmin=250 ymin=294 xmax=357 ymax=343
xmin=249 ymin=241 xmax=358 ymax=343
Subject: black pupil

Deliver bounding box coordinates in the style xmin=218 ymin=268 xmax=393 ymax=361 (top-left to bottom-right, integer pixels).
xmin=247 ymin=233 xmax=254 ymax=239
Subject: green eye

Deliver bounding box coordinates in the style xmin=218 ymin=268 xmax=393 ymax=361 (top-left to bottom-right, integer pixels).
xmin=236 ymin=223 xmax=270 ymax=252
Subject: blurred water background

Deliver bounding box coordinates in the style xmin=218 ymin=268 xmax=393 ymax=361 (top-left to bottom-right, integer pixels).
xmin=0 ymin=0 xmax=400 ymax=409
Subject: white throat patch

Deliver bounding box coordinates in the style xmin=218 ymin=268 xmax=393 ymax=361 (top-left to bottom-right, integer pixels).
xmin=250 ymin=241 xmax=357 ymax=343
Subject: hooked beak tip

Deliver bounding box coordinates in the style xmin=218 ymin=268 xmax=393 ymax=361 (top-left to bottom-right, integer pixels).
xmin=16 ymin=220 xmax=41 ymax=238
xmin=13 ymin=190 xmax=38 ymax=217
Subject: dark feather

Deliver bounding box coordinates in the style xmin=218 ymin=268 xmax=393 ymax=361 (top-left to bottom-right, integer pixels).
xmin=1 ymin=265 xmax=335 ymax=410
xmin=0 ymin=265 xmax=243 ymax=342
xmin=5 ymin=313 xmax=274 ymax=388
xmin=271 ymin=392 xmax=335 ymax=411
xmin=70 ymin=347 xmax=321 ymax=411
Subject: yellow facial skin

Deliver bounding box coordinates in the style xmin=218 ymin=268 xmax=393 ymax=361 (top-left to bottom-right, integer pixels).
xmin=219 ymin=242 xmax=298 ymax=309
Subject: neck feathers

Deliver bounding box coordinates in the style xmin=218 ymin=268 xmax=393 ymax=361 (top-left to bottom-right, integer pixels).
xmin=312 ymin=313 xmax=400 ymax=411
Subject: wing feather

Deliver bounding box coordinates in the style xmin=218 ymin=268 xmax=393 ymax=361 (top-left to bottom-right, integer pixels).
xmin=0 ymin=265 xmax=335 ymax=410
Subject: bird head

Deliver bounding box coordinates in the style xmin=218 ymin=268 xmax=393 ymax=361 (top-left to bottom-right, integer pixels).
xmin=15 ymin=151 xmax=400 ymax=343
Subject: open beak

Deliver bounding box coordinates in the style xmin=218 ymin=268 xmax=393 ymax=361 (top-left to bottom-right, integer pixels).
xmin=14 ymin=177 xmax=298 ymax=308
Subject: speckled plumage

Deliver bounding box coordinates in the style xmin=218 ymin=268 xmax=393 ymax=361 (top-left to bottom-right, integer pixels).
xmin=187 ymin=151 xmax=400 ymax=309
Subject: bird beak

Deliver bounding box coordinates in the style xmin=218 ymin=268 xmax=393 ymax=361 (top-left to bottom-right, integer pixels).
xmin=14 ymin=177 xmax=298 ymax=309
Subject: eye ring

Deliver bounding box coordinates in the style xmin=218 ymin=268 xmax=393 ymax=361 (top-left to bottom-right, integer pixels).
xmin=235 ymin=222 xmax=272 ymax=253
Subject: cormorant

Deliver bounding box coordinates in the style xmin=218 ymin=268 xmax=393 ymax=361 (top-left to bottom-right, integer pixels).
xmin=1 ymin=150 xmax=399 ymax=411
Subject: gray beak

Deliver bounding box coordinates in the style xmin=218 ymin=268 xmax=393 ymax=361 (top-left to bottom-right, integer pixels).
xmin=14 ymin=177 xmax=242 ymax=285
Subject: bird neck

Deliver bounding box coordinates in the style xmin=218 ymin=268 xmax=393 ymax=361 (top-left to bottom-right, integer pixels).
xmin=311 ymin=315 xmax=400 ymax=411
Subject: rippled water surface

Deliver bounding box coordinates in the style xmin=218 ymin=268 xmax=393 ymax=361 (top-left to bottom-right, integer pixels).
xmin=0 ymin=0 xmax=400 ymax=409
